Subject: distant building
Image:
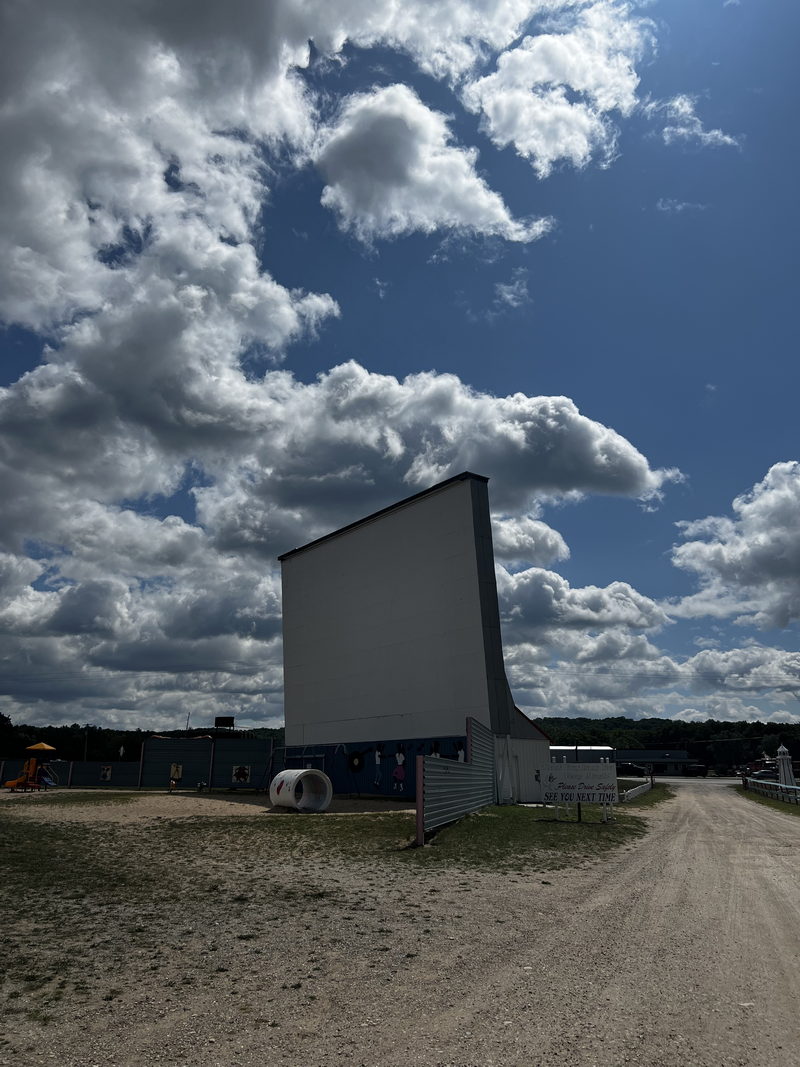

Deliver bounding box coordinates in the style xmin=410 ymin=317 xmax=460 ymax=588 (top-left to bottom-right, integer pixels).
xmin=615 ymin=749 xmax=693 ymax=775
xmin=550 ymin=746 xmax=614 ymax=763
xmin=551 ymin=746 xmax=699 ymax=776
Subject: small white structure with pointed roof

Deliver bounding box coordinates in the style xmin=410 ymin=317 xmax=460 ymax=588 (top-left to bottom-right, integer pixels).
xmin=777 ymin=744 xmax=796 ymax=787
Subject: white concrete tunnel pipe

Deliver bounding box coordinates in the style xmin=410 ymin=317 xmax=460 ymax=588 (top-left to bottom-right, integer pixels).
xmin=269 ymin=768 xmax=333 ymax=812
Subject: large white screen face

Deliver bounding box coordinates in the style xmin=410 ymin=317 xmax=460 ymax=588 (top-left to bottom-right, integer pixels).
xmin=281 ymin=478 xmax=493 ymax=746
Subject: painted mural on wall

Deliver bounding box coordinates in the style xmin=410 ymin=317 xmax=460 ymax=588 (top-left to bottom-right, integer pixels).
xmin=283 ymin=735 xmax=467 ymax=798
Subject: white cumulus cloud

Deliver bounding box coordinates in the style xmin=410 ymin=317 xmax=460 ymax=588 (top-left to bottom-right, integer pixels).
xmin=315 ymin=84 xmax=551 ymax=242
xmin=463 ymin=1 xmax=652 ymax=176
xmin=672 ymin=462 xmax=800 ymax=628
xmin=492 ymin=517 xmax=569 ymax=566
xmin=497 ymin=566 xmax=669 ymax=637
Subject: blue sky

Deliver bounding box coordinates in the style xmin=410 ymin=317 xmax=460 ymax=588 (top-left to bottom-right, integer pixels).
xmin=1 ymin=0 xmax=799 ymax=730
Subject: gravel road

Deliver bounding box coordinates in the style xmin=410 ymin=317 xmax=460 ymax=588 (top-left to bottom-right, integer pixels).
xmin=3 ymin=780 xmax=799 ymax=1067
xmin=437 ymin=778 xmax=800 ymax=1067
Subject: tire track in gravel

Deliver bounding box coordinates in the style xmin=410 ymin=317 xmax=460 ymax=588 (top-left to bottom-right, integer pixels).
xmin=423 ymin=780 xmax=800 ymax=1067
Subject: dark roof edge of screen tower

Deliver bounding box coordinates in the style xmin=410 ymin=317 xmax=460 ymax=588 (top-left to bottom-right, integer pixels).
xmin=277 ymin=471 xmax=489 ymax=561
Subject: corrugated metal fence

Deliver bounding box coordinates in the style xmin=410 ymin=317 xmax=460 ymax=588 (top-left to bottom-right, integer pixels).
xmin=415 ymin=718 xmax=496 ymax=844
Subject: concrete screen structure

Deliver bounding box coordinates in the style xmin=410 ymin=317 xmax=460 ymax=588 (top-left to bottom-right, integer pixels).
xmin=279 ymin=472 xmax=547 ymax=749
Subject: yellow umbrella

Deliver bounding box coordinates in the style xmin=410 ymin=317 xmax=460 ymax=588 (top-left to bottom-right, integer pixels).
xmin=25 ymin=742 xmax=57 ymax=751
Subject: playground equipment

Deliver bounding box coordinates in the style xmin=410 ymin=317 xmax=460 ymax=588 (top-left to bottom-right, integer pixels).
xmin=269 ymin=768 xmax=333 ymax=812
xmin=4 ymin=743 xmax=58 ymax=791
xmin=5 ymin=757 xmax=42 ymax=791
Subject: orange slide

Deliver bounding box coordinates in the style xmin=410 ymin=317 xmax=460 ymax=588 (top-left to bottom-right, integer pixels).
xmin=4 ymin=757 xmax=42 ymax=791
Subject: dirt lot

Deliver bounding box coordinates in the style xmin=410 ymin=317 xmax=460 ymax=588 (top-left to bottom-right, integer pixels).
xmin=1 ymin=780 xmax=799 ymax=1067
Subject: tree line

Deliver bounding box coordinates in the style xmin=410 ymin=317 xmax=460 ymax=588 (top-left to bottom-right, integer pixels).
xmin=533 ymin=715 xmax=800 ymax=772
xmin=0 ymin=714 xmax=284 ymax=762
xmin=3 ymin=712 xmax=799 ymax=773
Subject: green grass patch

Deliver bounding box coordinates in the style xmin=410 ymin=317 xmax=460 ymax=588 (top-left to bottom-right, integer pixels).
xmin=412 ymin=803 xmax=649 ymax=872
xmin=138 ymin=803 xmax=651 ymax=878
xmin=734 ymin=784 xmax=800 ymax=818
xmin=0 ymin=796 xmax=652 ymax=905
xmin=622 ymin=783 xmax=674 ymax=808
xmin=0 ymin=788 xmax=664 ymax=890
xmin=0 ymin=814 xmax=148 ymax=899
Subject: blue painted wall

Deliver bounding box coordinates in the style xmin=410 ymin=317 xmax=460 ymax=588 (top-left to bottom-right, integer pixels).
xmin=142 ymin=736 xmax=274 ymax=789
xmin=3 ymin=734 xmax=469 ymax=798
xmin=281 ymin=734 xmax=468 ymax=799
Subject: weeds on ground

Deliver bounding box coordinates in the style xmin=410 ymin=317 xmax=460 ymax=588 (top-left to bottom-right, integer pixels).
xmin=8 ymin=790 xmax=138 ymax=808
xmin=733 ymin=784 xmax=800 ymax=818
xmin=412 ymin=803 xmax=649 ymax=872
xmin=0 ymin=792 xmax=665 ymax=895
xmin=151 ymin=803 xmax=651 ymax=873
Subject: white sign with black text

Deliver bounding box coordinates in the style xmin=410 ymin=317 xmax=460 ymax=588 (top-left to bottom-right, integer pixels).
xmin=542 ymin=763 xmax=619 ymax=804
